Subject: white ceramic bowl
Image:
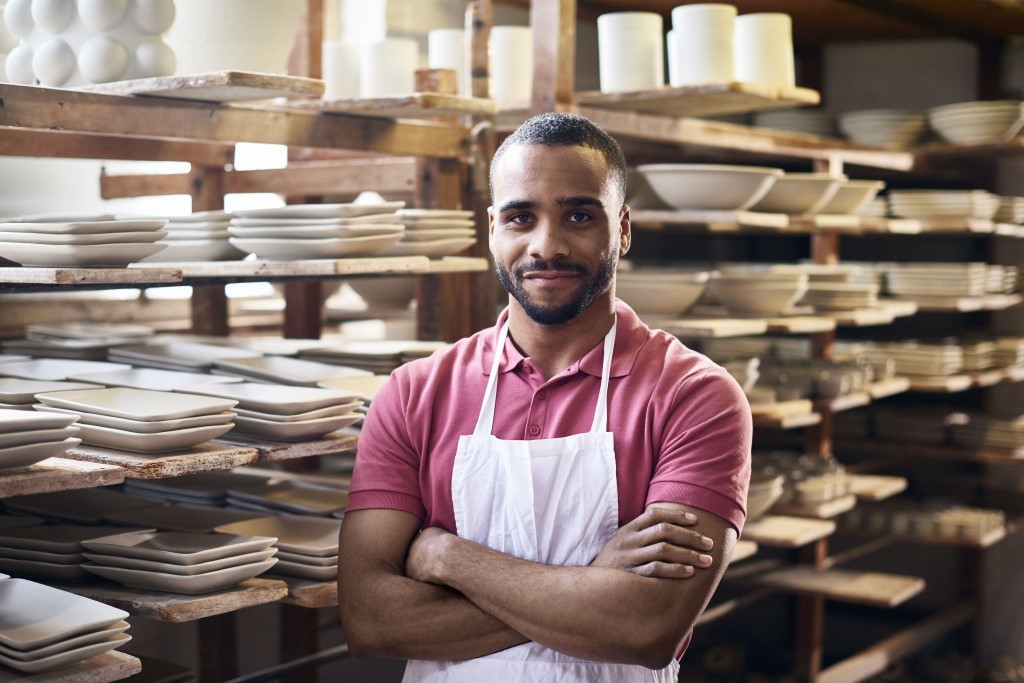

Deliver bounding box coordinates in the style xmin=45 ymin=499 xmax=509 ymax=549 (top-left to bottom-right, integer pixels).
xmin=818 ymin=180 xmax=886 ymax=215
xmin=636 ymin=164 xmax=784 ymax=211
xmin=346 ymin=277 xmax=416 ymax=310
xmin=747 ymin=474 xmax=785 ymax=520
xmin=838 ymin=109 xmax=926 ymax=149
xmin=615 ymin=271 xmax=709 ymax=316
xmin=711 ymin=274 xmax=808 ymax=315
xmin=748 ymin=173 xmax=846 ymax=215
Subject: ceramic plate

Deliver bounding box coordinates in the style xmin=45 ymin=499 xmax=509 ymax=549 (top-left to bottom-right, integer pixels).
xmin=121 ymin=470 xmax=272 ymax=499
xmin=0 ymin=230 xmax=166 ymax=245
xmin=138 ymin=240 xmax=246 ymax=263
xmin=0 ymin=409 xmax=79 ymax=433
xmin=228 ymin=481 xmax=347 ymax=515
xmin=380 ymin=238 xmax=475 ymax=258
xmin=104 ymin=504 xmax=271 ymax=534
xmin=276 ymin=549 xmax=339 ymax=567
xmin=36 ymin=405 xmax=235 ymax=435
xmin=0 ymin=621 xmax=128 ymax=661
xmin=0 ymin=355 xmax=29 ymax=364
xmin=109 ymin=342 xmax=261 ymax=368
xmin=160 ymin=228 xmax=230 ymax=239
xmin=233 ymin=401 xmax=361 ymax=423
xmin=213 ymin=356 xmax=372 ymax=387
xmin=76 ymin=421 xmax=233 ymax=454
xmin=0 ymin=546 xmax=82 ymax=565
xmin=0 ymin=579 xmax=128 ymax=649
xmin=227 ymin=224 xmax=405 ymax=240
xmin=271 ymin=558 xmax=337 ymax=581
xmin=0 ymin=219 xmax=166 ymax=235
xmin=0 ymin=360 xmax=132 ymax=382
xmin=161 ymin=210 xmax=230 ymax=223
xmin=0 ymin=404 xmax=34 ymax=411
xmin=25 ymin=322 xmax=153 ymax=340
xmin=3 ymin=488 xmax=163 ymax=523
xmin=233 ymin=413 xmax=361 ymax=441
xmin=83 ymin=548 xmax=277 ymax=576
xmin=396 ymin=209 xmax=474 ymax=220
xmin=0 ymin=242 xmax=166 ymax=267
xmin=0 ymin=557 xmax=90 ymax=581
xmin=178 ymin=382 xmax=360 ymax=415
xmin=231 ymin=202 xmax=405 ymax=219
xmin=0 ymin=525 xmax=152 ymax=553
xmin=228 ymin=234 xmax=403 ymax=260
xmin=214 ymin=515 xmax=341 ymax=557
xmin=0 ymin=426 xmax=79 ymax=448
xmin=316 ymin=375 xmax=390 ymax=402
xmin=230 ymin=214 xmax=401 ymax=227
xmin=12 ymin=212 xmax=116 ymax=223
xmin=0 ymin=632 xmax=131 ymax=673
xmin=35 ymin=387 xmax=238 ymax=421
xmin=0 ymin=438 xmax=81 ymax=470
xmin=67 ymin=368 xmax=243 ymax=392
xmin=233 ymin=338 xmax=333 ymax=356
xmin=81 ymin=531 xmax=277 ymax=565
xmin=83 ymin=558 xmax=277 ymax=595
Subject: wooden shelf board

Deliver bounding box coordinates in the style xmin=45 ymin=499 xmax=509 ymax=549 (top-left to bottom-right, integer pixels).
xmin=911 ymin=217 xmax=996 ymax=234
xmin=750 ymin=566 xmax=925 ymax=608
xmin=278 ymin=578 xmax=338 ymax=608
xmin=79 ymin=71 xmax=325 ymax=102
xmin=867 ymin=377 xmax=912 ymax=400
xmin=837 ymin=439 xmax=1024 ymax=466
xmin=630 ymin=209 xmax=790 ymax=233
xmin=61 ymin=442 xmax=260 ymax=480
xmin=0 ymin=267 xmax=181 ymax=287
xmin=0 ymin=651 xmax=141 ymax=683
xmin=130 ymin=255 xmax=432 ymax=281
xmin=281 ymin=93 xmax=497 ymax=118
xmin=905 ymin=366 xmax=1024 ymax=393
xmin=857 ymin=217 xmax=922 ymax=234
xmin=888 ymin=293 xmax=1023 ymax=313
xmin=753 ymin=411 xmax=823 ymax=430
xmin=656 ymin=317 xmax=769 ymax=338
xmin=765 ymin=315 xmax=837 ymax=334
xmin=731 ymin=539 xmax=759 ymax=564
xmin=915 ymin=137 xmax=1024 ymax=160
xmin=850 ymin=475 xmax=908 ymax=502
xmin=0 ymin=457 xmax=125 ymax=499
xmin=790 ymin=214 xmax=863 ymax=232
xmin=64 ymin=578 xmax=289 ymax=622
xmin=817 ymin=392 xmax=872 ymax=414
xmin=842 ymin=526 xmax=1007 ymax=549
xmin=574 ymin=82 xmax=819 ymax=117
xmin=215 ymin=433 xmax=358 ymax=463
xmin=742 ymin=514 xmax=836 ymax=548
xmin=995 ymin=223 xmax=1024 ymax=238
xmin=421 ymin=256 xmax=491 ymax=273
xmin=826 ymin=300 xmax=919 ymax=327
xmin=774 ymin=494 xmax=857 ymax=519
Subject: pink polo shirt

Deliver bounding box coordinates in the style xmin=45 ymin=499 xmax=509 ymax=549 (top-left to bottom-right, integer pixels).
xmin=348 ymin=300 xmax=752 ymax=534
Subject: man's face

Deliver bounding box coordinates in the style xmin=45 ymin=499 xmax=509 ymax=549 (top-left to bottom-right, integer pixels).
xmin=488 ymin=144 xmax=630 ymax=326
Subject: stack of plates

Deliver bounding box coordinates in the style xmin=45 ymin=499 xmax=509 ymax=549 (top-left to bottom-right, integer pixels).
xmin=927 ymin=100 xmax=1024 ymax=145
xmin=215 ymin=515 xmax=342 ymax=581
xmin=81 ymin=530 xmax=278 ymax=595
xmin=888 ymin=190 xmax=999 ymax=220
xmin=873 ymin=407 xmax=961 ymax=445
xmin=0 ymin=378 xmax=99 ymax=411
xmin=108 ymin=342 xmax=262 ymax=372
xmin=34 ymin=388 xmax=237 ymax=454
xmin=861 ymin=341 xmax=964 ymax=376
xmin=0 ymin=579 xmax=131 ymax=673
xmin=3 ymin=323 xmax=152 ymax=361
xmin=950 ymin=413 xmax=1024 ymax=450
xmin=962 ymin=340 xmax=996 ymax=371
xmin=995 ymin=338 xmax=1024 ymax=367
xmin=799 ymin=282 xmax=879 ymax=311
xmin=142 ymin=211 xmax=243 ymax=263
xmin=225 ymin=480 xmax=347 ymax=517
xmin=0 ymin=359 xmax=130 ymax=381
xmin=3 ymin=488 xmax=162 ymax=523
xmin=753 ymin=109 xmax=836 ymax=137
xmin=383 ymin=209 xmax=477 ymax=257
xmin=860 ymin=196 xmax=889 ymax=218
xmin=123 ymin=470 xmax=274 ymax=507
xmin=615 ymin=269 xmax=710 ymax=317
xmin=227 ymin=202 xmax=406 ymax=260
xmin=104 ymin=502 xmax=272 ymax=534
xmin=767 ymin=263 xmax=865 ymax=283
xmin=0 ymin=217 xmax=168 ymax=267
xmin=68 ymin=368 xmax=244 ymax=392
xmin=0 ymin=524 xmax=146 ymax=582
xmin=300 ymin=340 xmax=449 ymax=374
xmin=838 ymin=109 xmax=927 ymax=149
xmin=1 ymin=339 xmax=125 ymax=361
xmin=26 ymin=322 xmax=154 ymax=343
xmin=883 ymin=263 xmax=992 ymax=297
xmin=177 ymin=383 xmax=362 ymax=441
xmin=0 ymin=409 xmax=80 ymax=471
xmin=995 ymin=196 xmax=1024 ymax=224
xmin=210 ymin=356 xmax=372 ymax=387
xmin=317 ymin=375 xmax=389 ymax=413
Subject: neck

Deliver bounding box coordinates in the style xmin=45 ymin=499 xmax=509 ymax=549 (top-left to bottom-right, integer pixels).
xmin=506 ymin=292 xmax=617 ymax=380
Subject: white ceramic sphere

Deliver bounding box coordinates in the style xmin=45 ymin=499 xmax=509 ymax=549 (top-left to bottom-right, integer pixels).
xmin=0 ymin=9 xmax=20 ymax=53
xmin=5 ymin=42 xmax=34 ymax=83
xmin=4 ymin=0 xmax=34 ymax=39
xmin=78 ymin=0 xmax=129 ymax=31
xmin=135 ymin=38 xmax=174 ymax=76
xmin=131 ymin=0 xmax=174 ymax=34
xmin=31 ymin=0 xmax=74 ymax=33
xmin=32 ymin=36 xmax=74 ymax=85
xmin=78 ymin=34 xmax=128 ymax=82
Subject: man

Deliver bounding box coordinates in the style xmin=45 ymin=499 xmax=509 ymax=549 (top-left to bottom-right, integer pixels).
xmin=339 ymin=112 xmax=752 ymax=682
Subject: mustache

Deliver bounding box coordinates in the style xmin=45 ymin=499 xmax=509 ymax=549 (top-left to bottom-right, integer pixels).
xmin=514 ymin=259 xmax=589 ymax=278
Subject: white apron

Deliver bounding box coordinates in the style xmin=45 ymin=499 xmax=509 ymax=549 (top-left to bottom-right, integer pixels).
xmin=404 ymin=320 xmax=680 ymax=683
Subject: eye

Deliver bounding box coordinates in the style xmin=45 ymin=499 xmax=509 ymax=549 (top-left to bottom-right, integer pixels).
xmin=505 ymin=213 xmax=532 ymax=226
xmin=567 ymin=211 xmax=591 ymax=222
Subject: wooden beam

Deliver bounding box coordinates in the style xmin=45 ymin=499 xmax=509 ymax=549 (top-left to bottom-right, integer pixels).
xmin=795 ymin=539 xmax=828 ymax=683
xmin=0 ymin=128 xmax=233 ymax=165
xmin=100 ymin=171 xmax=195 ymax=199
xmin=468 ymin=0 xmax=494 ymax=100
xmin=530 ymin=0 xmax=576 ymax=114
xmin=0 ymin=84 xmax=469 ymax=159
xmin=190 ymin=166 xmax=230 ymax=338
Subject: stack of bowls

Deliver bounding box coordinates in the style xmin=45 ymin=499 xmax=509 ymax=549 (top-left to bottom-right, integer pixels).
xmin=615 ymin=269 xmax=710 ymax=318
xmin=838 ymin=109 xmax=927 ymax=149
xmin=636 ymin=164 xmax=784 ymax=211
xmin=710 ymin=267 xmax=809 ymax=316
xmin=928 ymin=100 xmax=1024 ymax=145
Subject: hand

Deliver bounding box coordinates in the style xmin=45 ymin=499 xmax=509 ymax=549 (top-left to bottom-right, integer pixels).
xmin=406 ymin=527 xmax=452 ymax=584
xmin=591 ymin=506 xmax=715 ymax=579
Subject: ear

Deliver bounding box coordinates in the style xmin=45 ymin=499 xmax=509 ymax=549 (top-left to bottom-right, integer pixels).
xmin=487 ymin=206 xmax=497 ymax=248
xmin=619 ymin=204 xmax=631 ymax=257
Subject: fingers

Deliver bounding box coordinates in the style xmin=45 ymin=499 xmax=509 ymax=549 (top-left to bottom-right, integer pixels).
xmin=643 ymin=542 xmax=714 ymax=569
xmin=639 ymin=521 xmax=714 ymax=553
xmin=633 ymin=561 xmax=696 ymax=580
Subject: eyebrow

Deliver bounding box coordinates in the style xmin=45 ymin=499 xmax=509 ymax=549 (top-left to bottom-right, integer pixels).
xmin=497 ymin=196 xmax=605 ymax=213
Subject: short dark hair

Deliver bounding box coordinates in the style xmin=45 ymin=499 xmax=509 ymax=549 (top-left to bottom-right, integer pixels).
xmin=489 ymin=113 xmax=627 ymax=205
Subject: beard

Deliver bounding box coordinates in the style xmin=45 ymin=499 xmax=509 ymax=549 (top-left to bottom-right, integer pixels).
xmin=495 ymin=251 xmax=617 ymax=325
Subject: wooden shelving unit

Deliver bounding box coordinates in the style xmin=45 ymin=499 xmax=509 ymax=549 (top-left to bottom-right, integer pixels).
xmin=0 ymin=652 xmax=142 ymax=683
xmin=0 ymin=458 xmax=125 ymax=499
xmin=574 ymin=82 xmax=820 ymax=117
xmin=59 ymin=443 xmax=261 ymax=480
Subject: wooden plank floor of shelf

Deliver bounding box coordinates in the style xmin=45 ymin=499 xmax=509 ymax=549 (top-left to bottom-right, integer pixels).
xmin=742 ymin=515 xmax=836 ymax=548
xmin=280 ymin=93 xmax=497 ymax=118
xmin=827 ymin=300 xmax=919 ymax=327
xmin=789 ymin=214 xmax=862 ymax=233
xmin=752 ymin=399 xmax=823 ymax=430
xmin=60 ymin=443 xmax=260 ymax=479
xmin=279 ymin=577 xmax=338 ymax=609
xmin=915 ymin=137 xmax=1024 ymax=160
xmin=774 ymin=495 xmax=857 ymax=519
xmin=656 ymin=317 xmax=769 ymax=338
xmin=0 ymin=266 xmax=181 ymax=288
xmin=868 ymin=377 xmax=911 ymax=400
xmin=888 ymin=293 xmax=1023 ymax=313
xmin=64 ymin=578 xmax=289 ymax=622
xmin=130 ymin=255 xmax=431 ymax=281
xmin=0 ymin=457 xmax=125 ymax=499
xmin=573 ymin=82 xmax=820 ymax=118
xmin=631 ymin=209 xmax=790 ymax=233
xmin=912 ymin=217 xmax=996 ymax=234
xmin=748 ymin=566 xmax=925 ymax=608
xmin=840 ymin=526 xmax=1007 ymax=549
xmin=215 ymin=433 xmax=357 ymax=462
xmin=906 ymin=365 xmax=1024 ymax=393
xmin=850 ymin=475 xmax=908 ymax=502
xmin=731 ymin=540 xmax=758 ymax=564
xmin=79 ymin=71 xmax=325 ymax=102
xmin=0 ymin=651 xmax=141 ymax=683
xmin=419 ymin=256 xmax=491 ymax=273
xmin=836 ymin=439 xmax=1024 ymax=465
xmin=857 ymin=217 xmax=922 ymax=234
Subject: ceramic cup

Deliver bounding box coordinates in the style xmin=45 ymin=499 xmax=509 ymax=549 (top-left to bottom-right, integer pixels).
xmin=489 ymin=26 xmax=532 ymax=110
xmin=734 ymin=12 xmax=795 ymax=88
xmin=321 ymin=41 xmax=360 ymax=100
xmin=359 ymin=37 xmax=418 ymax=98
xmin=597 ymin=12 xmax=663 ymax=93
xmin=669 ymin=4 xmax=736 ymax=86
xmin=428 ymin=28 xmax=467 ymax=96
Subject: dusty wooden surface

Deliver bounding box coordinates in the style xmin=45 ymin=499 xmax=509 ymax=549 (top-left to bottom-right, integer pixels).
xmin=751 ymin=566 xmax=925 ymax=608
xmin=576 ymin=83 xmax=819 ymax=118
xmin=131 ymin=256 xmax=430 ymax=279
xmin=0 ymin=651 xmax=142 ymax=683
xmin=61 ymin=443 xmax=260 ymax=480
xmin=283 ymin=93 xmax=496 ymax=118
xmin=774 ymin=495 xmax=858 ymax=519
xmin=80 ymin=71 xmax=325 ymax=102
xmin=850 ymin=475 xmax=908 ymax=502
xmin=216 ymin=433 xmax=358 ymax=462
xmin=65 ymin=579 xmax=289 ymax=622
xmin=0 ymin=457 xmax=125 ymax=499
xmin=0 ymin=267 xmax=181 ymax=286
xmin=656 ymin=318 xmax=769 ymax=339
xmin=742 ymin=515 xmax=836 ymax=548
xmin=279 ymin=578 xmax=338 ymax=609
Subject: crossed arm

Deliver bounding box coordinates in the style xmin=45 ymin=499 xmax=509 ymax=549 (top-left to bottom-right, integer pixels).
xmin=337 ymin=503 xmax=737 ymax=669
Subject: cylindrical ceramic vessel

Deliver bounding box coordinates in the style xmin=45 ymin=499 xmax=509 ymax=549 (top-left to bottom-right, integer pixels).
xmin=734 ymin=12 xmax=795 ymax=88
xmin=669 ymin=4 xmax=736 ymax=86
xmin=597 ymin=11 xmax=663 ymax=93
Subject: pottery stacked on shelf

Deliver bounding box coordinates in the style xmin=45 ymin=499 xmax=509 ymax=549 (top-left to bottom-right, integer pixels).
xmin=142 ymin=210 xmax=244 ymax=263
xmin=615 ymin=268 xmax=710 ymax=318
xmin=994 ymin=196 xmax=1024 ymax=224
xmin=80 ymin=530 xmax=278 ymax=595
xmin=0 ymin=379 xmax=99 ymax=411
xmin=748 ymin=173 xmax=846 ymax=215
xmin=121 ymin=470 xmax=275 ymax=507
xmin=799 ymin=281 xmax=879 ymax=311
xmin=224 ymin=480 xmax=346 ymax=518
xmin=69 ymin=367 xmax=244 ymax=392
xmin=0 ymin=523 xmax=147 ymax=583
xmin=927 ymin=100 xmax=1024 ymax=145
xmin=709 ymin=266 xmax=809 ymax=316
xmin=842 ymin=499 xmax=1006 ymax=542
xmin=817 ymin=179 xmax=887 ymax=215
xmin=837 ymin=109 xmax=927 ymax=149
xmin=0 ymin=409 xmax=80 ymax=471
xmin=209 ymin=355 xmax=372 ymax=388
xmin=887 ymin=190 xmax=1000 ymax=220
xmin=382 ymin=209 xmax=477 ymax=258
xmin=215 ymin=515 xmax=343 ymax=582
xmin=300 ymin=340 xmax=449 ymax=374
xmin=752 ymin=109 xmax=836 ymax=137
xmin=859 ymin=340 xmax=964 ymax=377
xmin=636 ymin=164 xmax=784 ymax=211
xmin=949 ymin=413 xmax=1024 ymax=451
xmin=0 ymin=215 xmax=168 ymax=267
xmin=0 ymin=579 xmax=131 ymax=673
xmin=33 ymin=387 xmax=237 ymax=453
xmin=0 ymin=358 xmax=131 ymax=381
xmin=316 ymin=375 xmax=389 ymax=414
xmin=882 ymin=262 xmax=1005 ymax=299
xmin=5 ymin=322 xmax=154 ymax=361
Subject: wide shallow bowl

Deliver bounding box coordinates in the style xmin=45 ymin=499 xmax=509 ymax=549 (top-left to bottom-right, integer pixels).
xmin=747 ymin=474 xmax=785 ymax=520
xmin=346 ymin=277 xmax=416 ymax=310
xmin=615 ymin=270 xmax=709 ymax=317
xmin=636 ymin=164 xmax=783 ymax=211
xmin=749 ymin=173 xmax=846 ymax=215
xmin=710 ymin=275 xmax=808 ymax=316
xmin=818 ymin=180 xmax=886 ymax=215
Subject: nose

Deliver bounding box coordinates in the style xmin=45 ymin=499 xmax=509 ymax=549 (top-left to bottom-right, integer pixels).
xmin=527 ymin=216 xmax=570 ymax=263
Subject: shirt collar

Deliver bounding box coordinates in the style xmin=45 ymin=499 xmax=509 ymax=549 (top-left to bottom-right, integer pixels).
xmin=480 ymin=300 xmax=649 ymax=378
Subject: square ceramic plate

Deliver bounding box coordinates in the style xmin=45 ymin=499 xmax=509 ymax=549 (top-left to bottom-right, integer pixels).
xmin=81 ymin=531 xmax=277 ymax=565
xmin=0 ymin=578 xmax=129 ymax=649
xmin=0 ymin=557 xmax=90 ymax=581
xmin=0 ymin=242 xmax=167 ymax=267
xmin=67 ymin=368 xmax=243 ymax=392
xmin=83 ymin=548 xmax=277 ymax=576
xmin=270 ymin=558 xmax=337 ymax=581
xmin=4 ymin=488 xmax=162 ymax=524
xmin=233 ymin=401 xmax=361 ymax=423
xmin=109 ymin=342 xmax=261 ymax=368
xmin=0 ymin=621 xmax=128 ymax=661
xmin=0 ymin=230 xmax=166 ymax=245
xmin=0 ymin=219 xmax=166 ymax=235
xmin=0 ymin=438 xmax=81 ymax=470
xmin=138 ymin=239 xmax=245 ymax=263
xmin=231 ymin=202 xmax=405 ymax=219
xmin=178 ymin=383 xmax=360 ymax=415
xmin=232 ymin=413 xmax=361 ymax=441
xmin=82 ymin=558 xmax=277 ymax=595
xmin=0 ymin=426 xmax=79 ymax=449
xmin=213 ymin=356 xmax=372 ymax=387
xmin=121 ymin=470 xmax=273 ymax=499
xmin=316 ymin=375 xmax=390 ymax=402
xmin=0 ymin=360 xmax=132 ymax=382
xmin=76 ymin=421 xmax=234 ymax=454
xmin=228 ymin=234 xmax=403 ymax=260
xmin=227 ymin=481 xmax=347 ymax=515
xmin=104 ymin=504 xmax=271 ymax=534
xmin=35 ymin=387 xmax=238 ymax=421
xmin=214 ymin=515 xmax=341 ymax=557
xmin=227 ymin=224 xmax=405 ymax=240
xmin=25 ymin=322 xmax=153 ymax=340
xmin=381 ymin=238 xmax=476 ymax=258
xmin=36 ymin=404 xmax=234 ymax=435
xmin=0 ymin=377 xmax=103 ymax=403
xmin=0 ymin=633 xmax=131 ymax=674
xmin=0 ymin=409 xmax=79 ymax=433
xmin=230 ymin=214 xmax=401 ymax=227
xmin=0 ymin=546 xmax=82 ymax=565
xmin=233 ymin=338 xmax=333 ymax=356
xmin=276 ymin=549 xmax=339 ymax=567
xmin=0 ymin=355 xmax=29 ymax=364
xmin=0 ymin=525 xmax=153 ymax=553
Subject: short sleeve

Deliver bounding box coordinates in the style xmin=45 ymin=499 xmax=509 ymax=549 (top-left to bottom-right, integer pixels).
xmin=346 ymin=371 xmax=426 ymax=520
xmin=647 ymin=368 xmax=752 ymax=533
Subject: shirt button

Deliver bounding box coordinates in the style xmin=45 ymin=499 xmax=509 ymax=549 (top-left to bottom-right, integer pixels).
xmin=528 ymin=425 xmax=540 ymax=436
xmin=537 ymin=390 xmax=547 ymax=400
